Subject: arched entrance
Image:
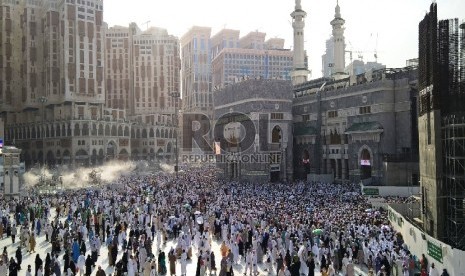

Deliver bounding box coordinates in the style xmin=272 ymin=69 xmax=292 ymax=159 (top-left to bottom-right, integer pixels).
xmin=98 ymin=149 xmax=104 ymax=164
xmin=119 ymin=149 xmax=129 ymax=161
xmin=75 ymin=149 xmax=89 ymax=167
xmin=156 ymin=148 xmax=164 ymax=160
xmin=37 ymin=151 xmax=44 ymax=165
xmin=142 ymin=148 xmax=148 ymax=160
xmin=149 ymin=148 xmax=155 ymax=161
xmin=360 ymin=148 xmax=372 ymax=179
xmin=166 ymin=142 xmax=172 ymax=162
xmin=271 ymin=126 xmax=282 ymax=144
xmin=270 ymin=125 xmax=282 ymax=182
xmin=91 ymin=149 xmax=97 ymax=166
xmin=23 ymin=152 xmax=32 ymax=167
xmin=106 ymin=141 xmax=117 ymax=160
xmin=330 ymin=159 xmax=336 ymax=178
xmin=62 ymin=150 xmax=71 ymax=165
xmin=302 ymin=149 xmax=310 ymax=175
xmin=46 ymin=151 xmax=55 ymax=166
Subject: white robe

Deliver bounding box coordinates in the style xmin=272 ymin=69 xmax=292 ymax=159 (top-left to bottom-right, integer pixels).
xmin=127 ymin=259 xmax=135 ymax=276
xmin=180 ymin=252 xmax=187 ymax=275
xmin=77 ymin=255 xmax=86 ymax=274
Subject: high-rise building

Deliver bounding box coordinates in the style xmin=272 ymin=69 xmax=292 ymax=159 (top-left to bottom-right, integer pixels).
xmin=344 ymin=60 xmax=385 ymax=77
xmin=180 ymin=26 xmax=213 ymax=114
xmin=105 ymin=24 xmax=181 ymax=124
xmin=0 ymin=0 xmax=109 ymax=166
xmin=211 ymin=31 xmax=293 ymax=88
xmin=211 ymin=29 xmax=240 ymax=60
xmin=132 ymin=27 xmax=181 ymax=117
xmin=1 ymin=0 xmax=178 ymax=167
xmin=321 ymin=37 xmax=335 ymax=78
xmin=0 ymin=0 xmax=105 ymax=108
xmin=181 ymin=26 xmax=293 ymax=113
xmin=418 ymin=3 xmax=465 ymax=250
xmin=0 ymin=0 xmax=104 ymax=110
xmin=104 ymin=24 xmax=138 ymax=112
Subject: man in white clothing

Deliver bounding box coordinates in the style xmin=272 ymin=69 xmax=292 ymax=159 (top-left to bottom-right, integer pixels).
xmin=244 ymin=250 xmax=253 ymax=276
xmin=429 ymin=263 xmax=439 ymax=276
xmin=77 ymin=253 xmax=86 ymax=276
xmin=180 ymin=250 xmax=187 ymax=276
xmin=0 ymin=260 xmax=7 ymax=276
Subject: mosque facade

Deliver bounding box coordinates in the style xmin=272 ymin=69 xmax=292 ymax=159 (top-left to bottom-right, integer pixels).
xmin=291 ymin=0 xmax=419 ymax=185
xmin=212 ymin=0 xmax=419 ymax=184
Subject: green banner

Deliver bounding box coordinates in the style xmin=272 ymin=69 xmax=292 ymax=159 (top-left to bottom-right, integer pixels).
xmin=363 ymin=187 xmax=379 ymax=196
xmin=427 ymin=241 xmax=443 ymax=263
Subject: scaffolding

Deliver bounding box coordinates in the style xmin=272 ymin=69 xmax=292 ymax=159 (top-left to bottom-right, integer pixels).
xmin=439 ymin=15 xmax=465 ymax=250
xmin=438 ymin=19 xmax=462 ymax=114
xmin=443 ymin=116 xmax=465 ymax=250
xmin=418 ymin=3 xmax=465 ymax=249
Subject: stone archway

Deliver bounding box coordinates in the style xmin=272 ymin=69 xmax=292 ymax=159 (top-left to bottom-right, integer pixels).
xmin=46 ymin=150 xmax=55 ymax=166
xmin=106 ymin=141 xmax=117 ymax=160
xmin=119 ymin=149 xmax=129 ymax=161
xmin=75 ymin=149 xmax=89 ymax=167
xmin=156 ymin=148 xmax=164 ymax=160
xmin=91 ymin=149 xmax=97 ymax=166
xmin=359 ymin=146 xmax=373 ymax=179
xmin=302 ymin=149 xmax=310 ymax=175
xmin=271 ymin=125 xmax=282 ymax=144
xmin=62 ymin=150 xmax=71 ymax=165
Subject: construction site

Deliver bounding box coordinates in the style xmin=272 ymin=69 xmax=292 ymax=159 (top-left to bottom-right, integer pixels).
xmin=417 ymin=2 xmax=465 ymax=251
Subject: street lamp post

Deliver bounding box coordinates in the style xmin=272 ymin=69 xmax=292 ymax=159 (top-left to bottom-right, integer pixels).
xmin=38 ymin=96 xmax=48 ymax=191
xmin=170 ymin=92 xmax=180 ymax=178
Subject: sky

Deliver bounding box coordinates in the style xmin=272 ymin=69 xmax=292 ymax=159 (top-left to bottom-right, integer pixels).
xmin=104 ymin=0 xmax=465 ymax=79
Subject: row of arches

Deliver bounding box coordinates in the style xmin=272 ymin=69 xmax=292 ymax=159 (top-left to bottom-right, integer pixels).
xmin=6 ymin=123 xmax=177 ymax=140
xmin=21 ymin=142 xmax=174 ymax=167
xmin=132 ymin=128 xmax=177 ymax=139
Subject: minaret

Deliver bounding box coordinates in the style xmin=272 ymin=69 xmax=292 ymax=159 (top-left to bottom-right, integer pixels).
xmin=291 ymin=0 xmax=310 ymax=85
xmin=330 ymin=0 xmax=347 ymax=79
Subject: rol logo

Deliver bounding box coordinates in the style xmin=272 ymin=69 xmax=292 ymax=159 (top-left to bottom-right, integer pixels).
xmin=182 ymin=111 xmax=258 ymax=154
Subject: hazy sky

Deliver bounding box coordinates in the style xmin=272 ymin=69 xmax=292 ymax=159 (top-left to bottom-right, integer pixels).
xmin=104 ymin=0 xmax=465 ymax=79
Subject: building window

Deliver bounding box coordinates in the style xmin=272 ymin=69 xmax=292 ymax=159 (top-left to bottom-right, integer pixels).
xmin=302 ymin=114 xmax=310 ymax=122
xmin=359 ymin=106 xmax=371 ymax=114
xmin=328 ymin=111 xmax=338 ymax=118
xmin=271 ymin=113 xmax=284 ymax=120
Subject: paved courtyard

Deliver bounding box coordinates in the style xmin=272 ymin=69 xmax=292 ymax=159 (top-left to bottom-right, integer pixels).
xmin=0 ymin=208 xmax=370 ymax=276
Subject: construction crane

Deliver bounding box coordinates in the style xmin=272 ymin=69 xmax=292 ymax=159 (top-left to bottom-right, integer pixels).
xmin=345 ymin=35 xmax=380 ymax=63
xmin=141 ymin=20 xmax=151 ymax=31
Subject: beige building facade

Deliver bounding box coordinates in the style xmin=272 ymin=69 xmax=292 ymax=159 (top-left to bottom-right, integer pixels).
xmin=181 ymin=26 xmax=213 ymax=115
xmin=0 ymin=0 xmax=178 ymax=168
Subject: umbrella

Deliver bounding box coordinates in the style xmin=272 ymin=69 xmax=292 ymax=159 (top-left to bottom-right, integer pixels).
xmin=312 ymin=229 xmax=323 ymax=235
xmin=194 ymin=211 xmax=202 ymax=215
xmin=184 ymin=203 xmax=191 ymax=208
xmin=196 ymin=216 xmax=204 ymax=224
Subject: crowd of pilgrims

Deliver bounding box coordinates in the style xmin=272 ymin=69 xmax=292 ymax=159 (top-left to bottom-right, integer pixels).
xmin=0 ymin=166 xmax=449 ymax=276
